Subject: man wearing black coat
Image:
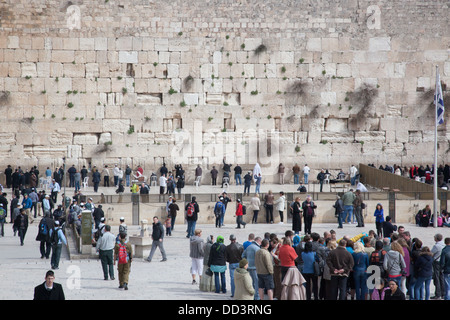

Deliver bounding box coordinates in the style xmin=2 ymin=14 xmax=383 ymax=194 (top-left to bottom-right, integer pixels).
xmin=146 ymin=216 xmax=167 ymax=262
xmin=92 ymin=205 xmax=104 ymax=229
xmin=33 ymin=270 xmax=65 ymax=300
xmin=36 ymin=213 xmax=55 ymax=259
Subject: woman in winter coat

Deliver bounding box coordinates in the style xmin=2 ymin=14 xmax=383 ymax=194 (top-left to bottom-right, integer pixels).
xmin=352 ymin=241 xmax=370 ymax=300
xmin=373 ymin=203 xmax=384 ymax=238
xmin=233 ymin=259 xmax=255 ymax=300
xmin=383 ymin=241 xmax=406 ymax=289
xmin=279 ymin=236 xmax=298 ymax=282
xmin=397 ymin=238 xmax=410 ymax=295
xmin=208 ymin=235 xmax=227 ymax=294
xmin=413 ymin=246 xmax=433 ymax=300
xmin=274 ymin=192 xmax=286 ymax=224
xmin=200 ymin=235 xmax=215 ymax=292
xmin=290 ymin=197 xmax=302 ymax=235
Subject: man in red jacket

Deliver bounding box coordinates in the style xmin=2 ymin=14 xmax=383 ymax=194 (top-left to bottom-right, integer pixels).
xmin=235 ymin=199 xmax=246 ymax=229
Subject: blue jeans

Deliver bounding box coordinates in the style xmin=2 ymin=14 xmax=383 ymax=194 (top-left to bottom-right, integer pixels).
xmin=294 ymin=174 xmax=299 ymax=184
xmin=187 ymin=220 xmax=196 ymax=238
xmin=414 ymin=276 xmax=432 ymax=300
xmin=255 ymin=184 xmax=260 ymax=194
xmin=353 ymin=270 xmax=368 ymax=300
xmin=51 ymin=244 xmax=62 ymax=268
xmin=444 ymin=273 xmax=450 ymax=300
xmin=214 ymin=272 xmax=226 ymax=293
xmin=337 ymin=211 xmax=344 ymax=228
xmin=75 ymin=181 xmax=80 ymax=192
xmin=229 ymin=263 xmax=239 ymax=297
xmin=344 ymin=205 xmax=353 ymax=223
xmin=126 ymin=175 xmax=130 ymax=187
xmin=304 ymin=173 xmax=309 ymax=184
xmin=248 ymin=268 xmax=260 ymax=300
xmin=234 ymin=174 xmax=241 ymax=185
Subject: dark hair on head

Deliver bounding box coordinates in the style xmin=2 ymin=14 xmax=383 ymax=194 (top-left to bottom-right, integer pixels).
xmin=304 ymin=241 xmax=313 ymax=253
xmin=284 ymin=230 xmax=294 ymax=237
xmin=311 ymin=232 xmax=320 ymax=241
xmin=45 ymin=270 xmax=55 ymax=278
xmin=105 ymin=225 xmax=111 ymax=232
xmin=261 ymin=239 xmax=269 ymax=247
xmin=375 ymin=240 xmax=383 ymax=250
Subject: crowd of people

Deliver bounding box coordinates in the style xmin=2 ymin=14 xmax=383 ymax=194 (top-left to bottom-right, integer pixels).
xmin=188 ymin=225 xmax=450 ymax=300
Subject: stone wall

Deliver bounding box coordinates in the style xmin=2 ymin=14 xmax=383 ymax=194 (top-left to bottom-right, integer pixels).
xmin=0 ymin=0 xmax=449 ymax=182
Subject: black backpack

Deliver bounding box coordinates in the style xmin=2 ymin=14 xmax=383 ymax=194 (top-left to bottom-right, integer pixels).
xmin=50 ymin=227 xmax=60 ymax=245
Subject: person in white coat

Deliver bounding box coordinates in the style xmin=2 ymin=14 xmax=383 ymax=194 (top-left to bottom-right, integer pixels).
xmin=274 ymin=191 xmax=286 ymax=224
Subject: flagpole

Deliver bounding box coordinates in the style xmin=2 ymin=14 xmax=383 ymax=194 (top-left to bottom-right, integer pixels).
xmin=433 ymin=65 xmax=438 ymax=228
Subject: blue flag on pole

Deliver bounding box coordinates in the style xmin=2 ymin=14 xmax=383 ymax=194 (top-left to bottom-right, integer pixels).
xmin=436 ymin=72 xmax=445 ymax=125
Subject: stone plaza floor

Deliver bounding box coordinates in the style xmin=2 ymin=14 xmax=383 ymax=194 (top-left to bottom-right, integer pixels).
xmin=0 ymin=212 xmax=445 ymax=300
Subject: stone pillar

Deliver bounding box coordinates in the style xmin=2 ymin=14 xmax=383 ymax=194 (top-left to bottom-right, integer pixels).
xmin=129 ymin=219 xmax=152 ymax=258
xmin=81 ymin=209 xmax=93 ymax=254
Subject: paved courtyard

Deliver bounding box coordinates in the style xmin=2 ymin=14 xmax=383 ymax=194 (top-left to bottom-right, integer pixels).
xmin=0 ymin=207 xmax=445 ymax=300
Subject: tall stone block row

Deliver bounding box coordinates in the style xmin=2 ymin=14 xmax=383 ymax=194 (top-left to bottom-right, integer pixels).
xmin=0 ymin=0 xmax=448 ymax=179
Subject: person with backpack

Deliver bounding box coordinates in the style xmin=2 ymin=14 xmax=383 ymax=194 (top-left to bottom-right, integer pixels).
xmin=214 ymin=197 xmax=225 ymax=228
xmin=146 ymin=216 xmax=167 ymax=262
xmin=235 ymin=199 xmax=246 ymax=229
xmin=49 ymin=220 xmax=67 ymax=270
xmin=114 ymin=233 xmax=133 ymax=290
xmin=185 ymin=196 xmax=199 ymax=238
xmin=36 ymin=212 xmax=55 ymax=259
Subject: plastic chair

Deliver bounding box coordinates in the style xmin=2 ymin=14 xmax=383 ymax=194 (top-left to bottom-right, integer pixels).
xmin=324 ymin=174 xmax=330 ymax=184
xmin=150 ymin=175 xmax=157 ymax=187
xmin=82 ymin=177 xmax=89 ymax=189
xmin=194 ymin=176 xmax=201 ymax=187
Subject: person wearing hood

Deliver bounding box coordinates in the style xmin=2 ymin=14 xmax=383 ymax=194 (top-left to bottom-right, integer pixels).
xmin=189 ymin=229 xmax=205 ymax=285
xmin=234 ymin=258 xmax=255 ymax=300
xmin=383 ymin=241 xmax=406 ymax=288
xmin=146 ymin=216 xmax=167 ymax=262
xmin=208 ymin=235 xmax=227 ymax=294
xmin=200 ymin=235 xmax=215 ymax=292
xmin=414 ymin=246 xmax=434 ymax=300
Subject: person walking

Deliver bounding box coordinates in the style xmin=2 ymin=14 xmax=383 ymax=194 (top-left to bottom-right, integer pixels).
xmin=274 ymin=191 xmax=286 ymax=224
xmin=255 ymin=239 xmax=274 ymax=300
xmin=36 ymin=212 xmax=54 ymax=260
xmin=49 ymin=220 xmax=67 ymax=270
xmin=189 ymin=229 xmax=205 ymax=285
xmin=96 ymin=225 xmax=116 ymax=281
xmin=33 ymin=270 xmax=65 ymax=300
xmin=235 ymin=199 xmax=246 ymax=229
xmin=168 ymin=198 xmax=179 ymax=232
xmin=147 ymin=216 xmax=167 ymax=262
xmin=114 ymin=233 xmax=133 ymax=290
xmin=226 ymin=234 xmax=244 ymax=298
xmin=14 ymin=208 xmax=29 ymax=246
xmin=208 ymin=235 xmax=227 ymax=294
xmin=185 ymin=197 xmax=199 ymax=238
xmin=233 ymin=258 xmax=255 ymax=300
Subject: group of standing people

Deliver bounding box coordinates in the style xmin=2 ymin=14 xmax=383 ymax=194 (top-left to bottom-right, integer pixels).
xmin=191 ymin=226 xmax=450 ymax=301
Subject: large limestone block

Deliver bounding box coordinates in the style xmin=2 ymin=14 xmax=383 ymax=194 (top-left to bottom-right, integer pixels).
xmin=103 ymin=119 xmax=130 ymax=132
